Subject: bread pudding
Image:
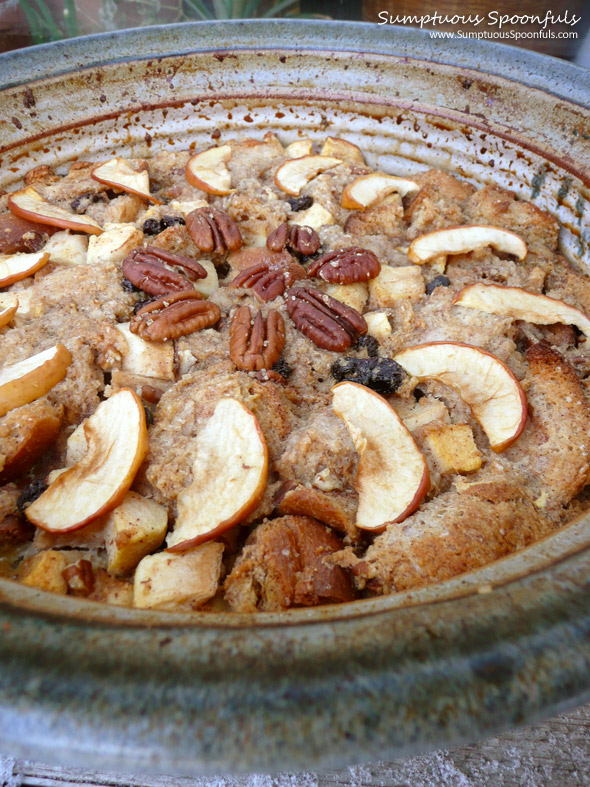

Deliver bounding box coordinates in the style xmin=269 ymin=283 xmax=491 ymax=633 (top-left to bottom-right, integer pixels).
xmin=0 ymin=132 xmax=588 ymax=613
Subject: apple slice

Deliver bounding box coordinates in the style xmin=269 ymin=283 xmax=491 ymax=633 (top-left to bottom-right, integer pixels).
xmin=91 ymin=158 xmax=161 ymax=204
xmin=274 ymin=155 xmax=342 ymax=196
xmin=0 ymin=295 xmax=18 ymax=329
xmin=454 ymin=282 xmax=590 ymax=338
xmin=0 ymin=343 xmax=72 ymax=417
xmin=285 ymin=139 xmax=313 ymax=158
xmin=408 ymin=225 xmax=527 ymax=264
xmin=0 ymin=250 xmax=50 ymax=287
xmin=166 ymin=398 xmax=268 ymax=551
xmin=290 ymin=202 xmax=334 ymax=230
xmin=25 ymin=388 xmax=149 ymax=532
xmin=320 ymin=137 xmax=365 ymax=164
xmin=8 ymin=187 xmax=103 ymax=235
xmin=332 ymin=381 xmax=430 ymax=529
xmin=394 ymin=342 xmax=527 ymax=451
xmin=341 ymin=173 xmax=420 ymax=210
xmin=185 ymin=145 xmax=233 ymax=195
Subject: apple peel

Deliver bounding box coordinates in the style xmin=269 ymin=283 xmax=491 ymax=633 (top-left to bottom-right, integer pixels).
xmin=341 ymin=172 xmax=420 ymax=210
xmin=167 ymin=398 xmax=268 ymax=551
xmin=0 ymin=295 xmax=18 ymax=329
xmin=454 ymin=282 xmax=590 ymax=338
xmin=8 ymin=187 xmax=103 ymax=235
xmin=91 ymin=158 xmax=161 ymax=204
xmin=25 ymin=389 xmax=148 ymax=532
xmin=332 ymin=381 xmax=430 ymax=530
xmin=408 ymin=225 xmax=527 ymax=265
xmin=0 ymin=251 xmax=50 ymax=288
xmin=394 ymin=342 xmax=527 ymax=452
xmin=0 ymin=343 xmax=72 ymax=418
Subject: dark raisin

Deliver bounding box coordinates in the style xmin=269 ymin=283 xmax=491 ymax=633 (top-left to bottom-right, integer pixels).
xmin=355 ymin=335 xmax=379 ymax=357
xmin=133 ymin=298 xmax=154 ymax=314
xmin=17 ymin=480 xmax=48 ymax=517
xmin=287 ymin=195 xmax=313 ymax=212
xmin=330 ymin=357 xmax=405 ymax=395
xmin=143 ymin=403 xmax=154 ymax=426
xmin=272 ymin=358 xmax=293 ymax=379
xmin=122 ymin=278 xmax=140 ymax=292
xmin=425 ymin=275 xmax=451 ymax=294
xmin=216 ymin=260 xmax=231 ymax=279
xmin=161 ymin=215 xmax=185 ymax=229
xmin=299 ymin=251 xmax=322 ymax=265
xmin=142 ymin=218 xmax=162 ymax=236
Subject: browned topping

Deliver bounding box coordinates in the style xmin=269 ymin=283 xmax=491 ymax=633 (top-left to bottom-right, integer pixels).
xmin=230 ymin=253 xmax=306 ymax=302
xmin=130 ymin=290 xmax=221 ymax=342
xmin=307 ymin=247 xmax=381 ymax=284
xmin=229 ymin=305 xmax=286 ymax=371
xmin=0 ymin=214 xmax=46 ymax=254
xmin=122 ymin=246 xmax=207 ymax=296
xmin=24 ymin=164 xmax=58 ymax=186
xmin=63 ymin=559 xmax=95 ymax=596
xmin=266 ymin=222 xmax=320 ymax=256
xmin=186 ymin=207 xmax=243 ymax=256
xmin=286 ymin=287 xmax=367 ymax=352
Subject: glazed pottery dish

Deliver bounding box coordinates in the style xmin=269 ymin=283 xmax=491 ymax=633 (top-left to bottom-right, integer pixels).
xmin=0 ymin=20 xmax=589 ymax=776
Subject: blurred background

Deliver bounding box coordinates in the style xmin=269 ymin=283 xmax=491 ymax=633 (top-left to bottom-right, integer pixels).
xmin=0 ymin=0 xmax=589 ymax=64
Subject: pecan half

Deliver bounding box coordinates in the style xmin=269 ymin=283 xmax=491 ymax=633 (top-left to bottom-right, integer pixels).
xmin=230 ymin=253 xmax=306 ymax=302
xmin=230 ymin=306 xmax=286 ymax=371
xmin=307 ymin=247 xmax=381 ymax=284
xmin=122 ymin=246 xmax=207 ymax=295
xmin=186 ymin=207 xmax=243 ymax=257
xmin=130 ymin=291 xmax=221 ymax=342
xmin=267 ymin=222 xmax=320 ymax=257
xmin=63 ymin=559 xmax=95 ymax=597
xmin=286 ymin=287 xmax=367 ymax=352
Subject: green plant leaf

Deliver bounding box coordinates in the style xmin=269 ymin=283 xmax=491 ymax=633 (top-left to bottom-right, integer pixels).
xmin=183 ymin=0 xmax=214 ymax=18
xmin=63 ymin=0 xmax=80 ymax=38
xmin=261 ymin=0 xmax=297 ymax=17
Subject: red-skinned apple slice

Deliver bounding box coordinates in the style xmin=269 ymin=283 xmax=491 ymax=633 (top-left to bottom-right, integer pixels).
xmin=25 ymin=389 xmax=148 ymax=532
xmin=0 ymin=251 xmax=49 ymax=287
xmin=185 ymin=145 xmax=233 ymax=195
xmin=8 ymin=187 xmax=103 ymax=235
xmin=341 ymin=172 xmax=419 ymax=210
xmin=454 ymin=282 xmax=590 ymax=338
xmin=408 ymin=225 xmax=527 ymax=264
xmin=394 ymin=342 xmax=527 ymax=452
xmin=0 ymin=343 xmax=72 ymax=418
xmin=332 ymin=381 xmax=430 ymax=530
xmin=274 ymin=155 xmax=342 ymax=196
xmin=0 ymin=295 xmax=18 ymax=329
xmin=91 ymin=158 xmax=161 ymax=204
xmin=166 ymin=398 xmax=268 ymax=551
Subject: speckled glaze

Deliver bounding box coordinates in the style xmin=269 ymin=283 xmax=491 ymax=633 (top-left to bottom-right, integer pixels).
xmin=1 ymin=21 xmax=590 ymax=776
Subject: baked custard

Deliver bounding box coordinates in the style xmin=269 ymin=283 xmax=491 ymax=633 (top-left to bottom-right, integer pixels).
xmin=0 ymin=132 xmax=589 ymax=613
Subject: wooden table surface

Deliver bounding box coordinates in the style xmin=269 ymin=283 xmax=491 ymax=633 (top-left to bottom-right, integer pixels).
xmin=2 ymin=701 xmax=590 ymax=787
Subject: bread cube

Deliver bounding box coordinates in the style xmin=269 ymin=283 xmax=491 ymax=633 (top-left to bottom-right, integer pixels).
xmin=369 ymin=265 xmax=425 ymax=307
xmin=364 ymin=311 xmax=392 ymax=341
xmin=290 ymin=202 xmax=334 ymax=230
xmin=192 ymin=258 xmax=219 ymax=297
xmin=105 ymin=492 xmax=168 ymax=576
xmin=44 ymin=231 xmax=88 ymax=265
xmin=20 ymin=549 xmax=68 ymax=594
xmin=326 ymin=282 xmax=368 ymax=313
xmin=133 ymin=542 xmax=224 ymax=610
xmin=424 ymin=423 xmax=482 ymax=474
xmin=87 ymin=223 xmax=143 ymax=265
xmin=115 ymin=322 xmax=175 ymax=381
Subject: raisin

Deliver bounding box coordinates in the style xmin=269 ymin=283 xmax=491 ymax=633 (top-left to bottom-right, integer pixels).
xmin=355 ymin=335 xmax=379 ymax=357
xmin=133 ymin=297 xmax=155 ymax=314
xmin=425 ymin=275 xmax=451 ymax=294
xmin=17 ymin=480 xmax=47 ymax=517
xmin=142 ymin=216 xmax=185 ymax=235
xmin=287 ymin=195 xmax=313 ymax=212
xmin=216 ymin=260 xmax=231 ymax=279
xmin=330 ymin=357 xmax=405 ymax=394
xmin=272 ymin=358 xmax=293 ymax=379
xmin=143 ymin=403 xmax=154 ymax=426
xmin=122 ymin=278 xmax=140 ymax=292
